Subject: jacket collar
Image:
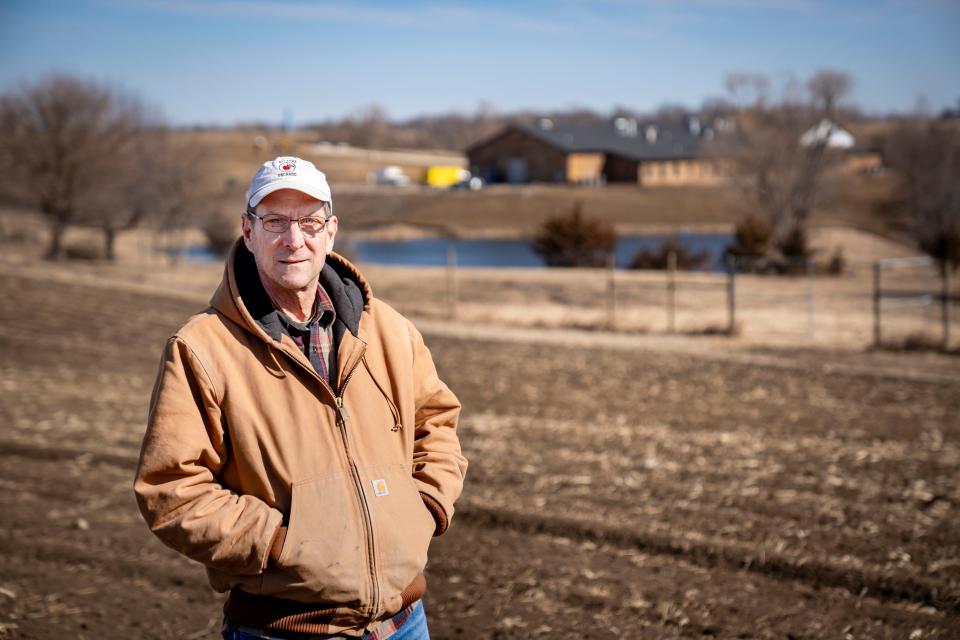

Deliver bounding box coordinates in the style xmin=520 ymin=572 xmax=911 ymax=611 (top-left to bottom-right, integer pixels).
xmin=210 ymin=238 xmax=371 ymax=345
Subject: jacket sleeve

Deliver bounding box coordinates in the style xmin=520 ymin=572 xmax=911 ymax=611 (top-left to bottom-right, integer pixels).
xmin=407 ymin=322 xmax=468 ymax=536
xmin=133 ymin=336 xmax=284 ymax=574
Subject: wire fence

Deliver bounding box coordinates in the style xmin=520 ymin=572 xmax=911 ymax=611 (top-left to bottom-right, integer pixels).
xmin=873 ymin=256 xmax=957 ymax=349
xmin=390 ymin=247 xmax=958 ymax=349
xmin=436 ymin=248 xmax=817 ymax=336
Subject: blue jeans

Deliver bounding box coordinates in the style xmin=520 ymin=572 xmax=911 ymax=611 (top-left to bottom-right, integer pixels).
xmin=222 ymin=600 xmax=429 ymax=640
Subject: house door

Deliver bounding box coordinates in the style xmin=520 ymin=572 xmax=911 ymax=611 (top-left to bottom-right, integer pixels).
xmin=506 ymin=157 xmax=527 ymax=184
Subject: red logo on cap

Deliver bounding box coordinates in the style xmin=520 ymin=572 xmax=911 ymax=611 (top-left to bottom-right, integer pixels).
xmin=275 ymin=158 xmax=297 ymax=173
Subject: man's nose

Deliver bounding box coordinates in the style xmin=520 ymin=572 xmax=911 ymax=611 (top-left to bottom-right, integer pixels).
xmin=281 ymin=219 xmax=306 ymax=248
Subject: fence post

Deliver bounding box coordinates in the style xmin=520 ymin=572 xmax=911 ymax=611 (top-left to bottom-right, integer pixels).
xmin=944 ymin=262 xmax=953 ymax=350
xmin=873 ymin=261 xmax=882 ymax=347
xmin=726 ymin=255 xmax=736 ymax=334
xmin=806 ymin=257 xmax=815 ymax=339
xmin=446 ymin=239 xmax=458 ymax=321
xmin=606 ymin=251 xmax=616 ymax=331
xmin=667 ymin=251 xmax=677 ymax=333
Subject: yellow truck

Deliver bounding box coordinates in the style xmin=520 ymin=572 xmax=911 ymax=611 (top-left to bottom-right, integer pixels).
xmin=425 ymin=165 xmax=470 ymax=188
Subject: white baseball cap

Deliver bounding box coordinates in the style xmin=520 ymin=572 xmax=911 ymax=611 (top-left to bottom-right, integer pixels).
xmin=246 ymin=156 xmax=333 ymax=210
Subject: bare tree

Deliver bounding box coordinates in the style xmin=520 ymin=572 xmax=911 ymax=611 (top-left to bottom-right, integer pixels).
xmin=724 ymin=73 xmax=771 ymax=109
xmin=344 ymin=103 xmax=391 ymax=149
xmin=715 ymin=69 xmax=853 ymax=260
xmin=883 ymin=120 xmax=960 ymax=274
xmin=82 ymin=131 xmax=216 ymax=260
xmin=808 ymin=69 xmax=853 ymax=118
xmin=80 ymin=129 xmax=156 ymax=260
xmin=0 ymin=74 xmax=151 ymax=259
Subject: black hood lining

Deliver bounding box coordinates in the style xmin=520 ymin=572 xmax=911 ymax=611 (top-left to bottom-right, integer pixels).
xmin=234 ymin=243 xmax=365 ymax=343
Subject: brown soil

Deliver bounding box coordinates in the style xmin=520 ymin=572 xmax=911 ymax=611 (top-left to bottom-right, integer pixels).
xmin=1 ymin=266 xmax=958 ymax=639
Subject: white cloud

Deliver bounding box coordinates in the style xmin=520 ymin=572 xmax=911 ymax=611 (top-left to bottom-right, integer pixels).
xmin=105 ymin=0 xmax=576 ymax=33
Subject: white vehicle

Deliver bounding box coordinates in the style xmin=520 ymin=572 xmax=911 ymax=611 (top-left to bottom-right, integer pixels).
xmin=368 ymin=165 xmax=411 ymax=186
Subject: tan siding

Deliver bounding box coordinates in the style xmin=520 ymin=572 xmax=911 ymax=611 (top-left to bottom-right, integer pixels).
xmin=640 ymin=159 xmax=723 ymax=186
xmin=566 ymin=153 xmax=605 ymax=183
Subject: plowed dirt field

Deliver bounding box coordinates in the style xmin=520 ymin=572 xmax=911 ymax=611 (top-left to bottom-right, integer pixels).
xmin=0 ymin=270 xmax=958 ymax=639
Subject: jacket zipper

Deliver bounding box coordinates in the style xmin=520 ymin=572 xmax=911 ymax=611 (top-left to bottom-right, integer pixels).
xmin=334 ymin=393 xmax=380 ymax=619
xmin=333 ymin=365 xmax=381 ymax=619
xmin=276 ymin=345 xmax=380 ymax=619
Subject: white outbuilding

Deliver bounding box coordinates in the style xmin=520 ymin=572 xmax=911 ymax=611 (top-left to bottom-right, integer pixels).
xmin=800 ymin=119 xmax=856 ymax=149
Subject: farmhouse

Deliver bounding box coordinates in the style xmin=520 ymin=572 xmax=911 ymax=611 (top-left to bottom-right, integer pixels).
xmin=801 ymin=119 xmax=883 ymax=174
xmin=466 ymin=117 xmax=721 ymax=186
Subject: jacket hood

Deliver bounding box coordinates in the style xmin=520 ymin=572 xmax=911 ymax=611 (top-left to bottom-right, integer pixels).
xmin=210 ymin=238 xmax=371 ymax=345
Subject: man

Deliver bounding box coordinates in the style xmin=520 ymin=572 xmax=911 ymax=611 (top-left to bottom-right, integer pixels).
xmin=134 ymin=156 xmax=467 ymax=639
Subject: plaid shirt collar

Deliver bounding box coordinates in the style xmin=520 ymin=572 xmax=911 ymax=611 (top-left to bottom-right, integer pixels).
xmin=276 ymin=285 xmax=337 ymax=382
xmin=277 ymin=285 xmax=336 ymax=331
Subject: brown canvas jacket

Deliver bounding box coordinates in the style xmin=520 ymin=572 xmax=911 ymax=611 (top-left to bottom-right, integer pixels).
xmin=134 ymin=241 xmax=467 ymax=635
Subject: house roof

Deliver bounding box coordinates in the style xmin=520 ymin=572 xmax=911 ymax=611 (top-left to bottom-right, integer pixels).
xmin=469 ymin=119 xmax=706 ymax=162
xmin=799 ymin=119 xmax=856 ymax=149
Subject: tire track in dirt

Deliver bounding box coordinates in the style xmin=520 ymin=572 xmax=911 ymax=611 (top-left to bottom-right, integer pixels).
xmin=413 ymin=319 xmax=960 ymax=385
xmin=0 ymin=439 xmax=136 ymax=469
xmin=4 ymin=435 xmax=954 ymax=618
xmin=426 ymin=516 xmax=953 ymax=639
xmin=3 ymin=536 xmax=202 ymax=595
xmin=456 ymin=503 xmax=960 ymax=615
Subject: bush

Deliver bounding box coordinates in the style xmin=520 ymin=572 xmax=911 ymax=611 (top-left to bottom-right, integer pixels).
xmin=777 ymin=223 xmax=812 ymax=259
xmin=531 ymin=202 xmax=616 ymax=268
xmin=63 ymin=239 xmax=103 ymax=261
xmin=727 ymin=214 xmax=773 ymax=258
xmin=628 ymin=237 xmax=711 ymax=271
xmin=825 ymin=247 xmax=846 ymax=275
xmin=204 ymin=208 xmax=242 ymax=257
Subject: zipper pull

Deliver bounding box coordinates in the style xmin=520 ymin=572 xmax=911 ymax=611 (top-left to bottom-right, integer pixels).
xmin=336 ymin=396 xmax=350 ymax=421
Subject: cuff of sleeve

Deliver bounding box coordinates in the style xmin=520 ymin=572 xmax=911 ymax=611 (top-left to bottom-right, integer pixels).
xmin=266 ymin=525 xmax=287 ymax=567
xmin=419 ymin=492 xmax=449 ymax=536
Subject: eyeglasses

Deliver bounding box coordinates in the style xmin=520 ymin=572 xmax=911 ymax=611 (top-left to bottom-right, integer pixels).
xmin=245 ymin=209 xmax=330 ymax=236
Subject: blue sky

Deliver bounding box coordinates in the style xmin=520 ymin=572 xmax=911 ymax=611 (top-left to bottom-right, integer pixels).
xmin=1 ymin=0 xmax=958 ymax=126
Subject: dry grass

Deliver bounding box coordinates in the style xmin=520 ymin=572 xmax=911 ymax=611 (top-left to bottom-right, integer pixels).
xmin=2 ymin=210 xmax=954 ymax=354
xmin=359 ymin=255 xmax=958 ymax=352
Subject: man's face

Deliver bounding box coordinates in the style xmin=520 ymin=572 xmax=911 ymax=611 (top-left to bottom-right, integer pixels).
xmin=241 ymin=189 xmax=338 ymax=294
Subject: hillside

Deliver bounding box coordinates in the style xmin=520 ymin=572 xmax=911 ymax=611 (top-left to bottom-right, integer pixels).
xmin=174 ymin=129 xmax=904 ymax=243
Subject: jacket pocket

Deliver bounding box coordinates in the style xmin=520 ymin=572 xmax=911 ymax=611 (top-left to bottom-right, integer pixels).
xmin=368 ymin=464 xmax=435 ymax=601
xmin=260 ymin=473 xmax=369 ymax=604
xmin=362 ymin=358 xmax=403 ymax=432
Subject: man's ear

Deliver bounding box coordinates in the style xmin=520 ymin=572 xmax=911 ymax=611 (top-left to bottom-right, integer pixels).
xmin=325 ymin=215 xmax=338 ymax=255
xmin=241 ymin=214 xmax=254 ymax=250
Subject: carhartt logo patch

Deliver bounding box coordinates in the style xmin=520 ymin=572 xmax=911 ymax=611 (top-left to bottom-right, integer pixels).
xmin=372 ymin=478 xmax=389 ymax=497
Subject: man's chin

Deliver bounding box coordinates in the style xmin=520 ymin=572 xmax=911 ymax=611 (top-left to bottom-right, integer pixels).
xmin=280 ymin=278 xmax=313 ymax=292
xmin=269 ymin=270 xmax=314 ymax=292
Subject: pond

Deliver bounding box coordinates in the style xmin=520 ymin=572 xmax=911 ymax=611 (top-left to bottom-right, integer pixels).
xmin=351 ymin=233 xmax=733 ymax=270
xmin=181 ymin=233 xmax=733 ymax=271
